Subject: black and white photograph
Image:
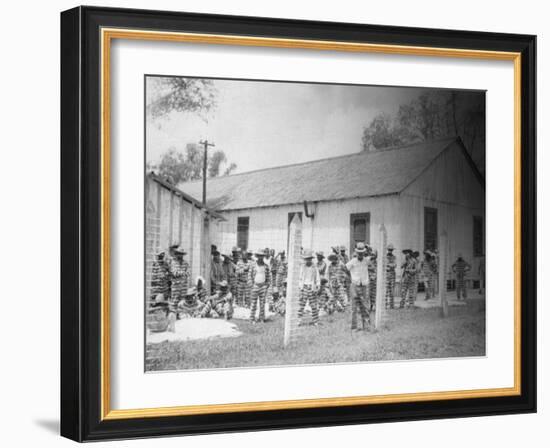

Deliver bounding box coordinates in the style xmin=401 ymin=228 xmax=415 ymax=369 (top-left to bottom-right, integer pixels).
xmin=144 ymin=76 xmax=486 ymax=371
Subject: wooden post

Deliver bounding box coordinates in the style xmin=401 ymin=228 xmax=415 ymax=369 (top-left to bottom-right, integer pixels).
xmin=284 ymin=214 xmax=303 ymax=347
xmin=374 ymin=224 xmax=387 ymax=329
xmin=439 ymin=231 xmax=449 ymax=317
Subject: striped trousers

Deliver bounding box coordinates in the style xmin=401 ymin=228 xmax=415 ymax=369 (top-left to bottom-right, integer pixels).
xmin=237 ymin=278 xmax=248 ymax=306
xmin=249 ymin=282 xmax=268 ymax=322
xmin=385 ymin=271 xmax=396 ymax=308
xmin=298 ymin=286 xmax=319 ymax=324
xmin=456 ymin=274 xmax=467 ymax=299
xmin=368 ymin=273 xmax=377 ymax=311
xmin=424 ymin=273 xmax=435 ymax=300
xmin=349 ymin=284 xmax=369 ymax=330
xmin=400 ymin=274 xmax=415 ymax=308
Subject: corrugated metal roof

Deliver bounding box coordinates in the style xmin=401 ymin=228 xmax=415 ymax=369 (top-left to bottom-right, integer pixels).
xmin=178 ymin=137 xmax=460 ymax=211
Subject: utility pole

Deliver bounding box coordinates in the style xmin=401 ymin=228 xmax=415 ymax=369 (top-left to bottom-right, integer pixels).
xmin=199 ymin=139 xmax=215 ymax=206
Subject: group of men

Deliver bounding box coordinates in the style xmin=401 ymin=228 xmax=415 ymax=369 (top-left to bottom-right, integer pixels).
xmin=147 ymin=240 xmax=476 ymax=333
xmin=147 ymin=244 xmax=236 ymax=333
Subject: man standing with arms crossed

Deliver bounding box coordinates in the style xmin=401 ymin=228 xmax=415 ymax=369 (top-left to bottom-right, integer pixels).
xmin=249 ymin=249 xmax=272 ymax=323
xmin=346 ymin=242 xmax=370 ymax=331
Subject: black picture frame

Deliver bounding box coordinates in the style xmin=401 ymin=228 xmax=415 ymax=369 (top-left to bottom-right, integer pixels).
xmin=61 ymin=5 xmax=536 ymax=442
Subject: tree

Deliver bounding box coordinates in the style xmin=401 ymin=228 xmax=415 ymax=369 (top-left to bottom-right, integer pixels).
xmin=150 ymin=144 xmax=237 ymax=185
xmin=361 ymin=90 xmax=486 ymax=173
xmin=146 ymin=77 xmax=217 ymax=120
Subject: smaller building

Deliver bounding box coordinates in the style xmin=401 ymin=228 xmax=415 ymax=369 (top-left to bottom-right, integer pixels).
xmin=145 ymin=172 xmax=223 ymax=300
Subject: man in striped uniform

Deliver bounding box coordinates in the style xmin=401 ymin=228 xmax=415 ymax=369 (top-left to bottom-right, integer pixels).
xmin=385 ymin=244 xmax=397 ymax=309
xmin=202 ymin=280 xmax=234 ymax=319
xmin=177 ymin=287 xmax=206 ymax=318
xmin=230 ymin=246 xmax=242 ymax=297
xmin=412 ymin=250 xmax=422 ymax=303
xmin=346 ymin=242 xmax=370 ymax=331
xmin=298 ymin=249 xmax=320 ymax=325
xmin=242 ymin=249 xmax=254 ymax=307
xmin=327 ymin=253 xmax=348 ymax=307
xmin=400 ymin=249 xmax=417 ymax=308
xmin=151 ymin=250 xmax=171 ymax=304
xmin=249 ymin=249 xmax=272 ymax=323
xmin=168 ymin=245 xmax=189 ymax=310
xmin=273 ymin=251 xmax=288 ymax=315
xmin=367 ymin=249 xmax=377 ymax=311
xmin=421 ymin=250 xmax=438 ymax=300
xmin=452 ymin=254 xmax=471 ymax=300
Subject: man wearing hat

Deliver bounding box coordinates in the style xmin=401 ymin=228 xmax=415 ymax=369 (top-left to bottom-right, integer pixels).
xmin=298 ymin=249 xmax=321 ymax=325
xmin=151 ymin=250 xmax=171 ymax=303
xmin=421 ymin=250 xmax=438 ymax=300
xmin=210 ymin=249 xmax=226 ymax=294
xmin=316 ymin=251 xmax=327 ymax=279
xmin=385 ymin=244 xmax=397 ymax=309
xmin=452 ymin=253 xmax=471 ymax=300
xmin=168 ymin=245 xmax=190 ymax=309
xmin=177 ymin=287 xmax=206 ymax=318
xmin=248 ymin=249 xmax=272 ymax=323
xmin=346 ymin=242 xmax=370 ymax=331
xmin=202 ymin=280 xmax=234 ymax=319
xmin=400 ymin=249 xmax=417 ymax=308
xmin=327 ymin=252 xmax=348 ymax=307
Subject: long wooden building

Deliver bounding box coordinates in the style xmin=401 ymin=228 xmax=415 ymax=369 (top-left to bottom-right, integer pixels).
xmin=179 ymin=137 xmax=485 ymax=277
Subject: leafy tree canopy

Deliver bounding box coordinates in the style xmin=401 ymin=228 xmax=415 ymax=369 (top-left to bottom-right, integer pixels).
xmin=361 ymin=91 xmax=485 ymax=173
xmin=148 ymin=144 xmax=237 ymax=185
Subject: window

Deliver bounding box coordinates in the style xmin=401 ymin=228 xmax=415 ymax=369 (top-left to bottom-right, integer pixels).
xmin=424 ymin=207 xmax=438 ymax=251
xmin=349 ymin=213 xmax=370 ymax=251
xmin=473 ymin=216 xmax=484 ymax=256
xmin=236 ymin=217 xmax=249 ymax=251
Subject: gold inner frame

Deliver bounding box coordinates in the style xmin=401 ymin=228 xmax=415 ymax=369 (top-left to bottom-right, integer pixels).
xmin=100 ymin=27 xmax=522 ymax=421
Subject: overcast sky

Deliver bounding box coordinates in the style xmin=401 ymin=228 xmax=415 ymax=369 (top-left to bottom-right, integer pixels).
xmin=146 ymin=78 xmax=432 ymax=173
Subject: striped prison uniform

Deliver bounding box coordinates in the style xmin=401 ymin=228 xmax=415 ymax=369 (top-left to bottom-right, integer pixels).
xmin=421 ymin=259 xmax=437 ymax=300
xmin=177 ymin=294 xmax=206 ymax=318
xmin=168 ymin=258 xmax=189 ymax=306
xmin=368 ymin=257 xmax=377 ymax=311
xmin=452 ymin=259 xmax=471 ymax=299
xmin=202 ymin=291 xmax=234 ymax=319
xmin=385 ymin=253 xmax=397 ymax=308
xmin=413 ymin=257 xmax=422 ymax=302
xmin=346 ymin=257 xmax=370 ymax=330
xmin=151 ymin=257 xmax=170 ymax=301
xmin=327 ymin=261 xmax=348 ymax=306
xmin=249 ymin=262 xmax=272 ymax=322
xmin=272 ymin=260 xmax=288 ymax=314
xmin=400 ymin=258 xmax=417 ymax=308
xmin=298 ymin=263 xmax=320 ymax=324
xmin=319 ymin=282 xmax=343 ymax=314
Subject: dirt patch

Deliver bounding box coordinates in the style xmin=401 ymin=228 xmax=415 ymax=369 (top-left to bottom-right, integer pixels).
xmin=147 ymin=318 xmax=242 ymax=343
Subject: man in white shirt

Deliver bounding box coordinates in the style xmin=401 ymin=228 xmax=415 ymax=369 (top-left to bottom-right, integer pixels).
xmin=346 ymin=242 xmax=370 ymax=331
xmin=298 ymin=249 xmax=320 ymax=325
xmin=248 ymin=249 xmax=272 ymax=323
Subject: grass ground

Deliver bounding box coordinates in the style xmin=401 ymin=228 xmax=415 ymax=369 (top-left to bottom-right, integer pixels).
xmin=146 ymin=305 xmax=485 ymax=371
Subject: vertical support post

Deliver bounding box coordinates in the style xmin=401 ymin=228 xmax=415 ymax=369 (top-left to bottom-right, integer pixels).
xmin=189 ymin=204 xmax=195 ymax=279
xmin=200 ymin=212 xmax=212 ymax=294
xmin=374 ymin=224 xmax=387 ymax=329
xmin=439 ymin=231 xmax=449 ymax=317
xmin=284 ymin=214 xmax=303 ymax=347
